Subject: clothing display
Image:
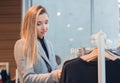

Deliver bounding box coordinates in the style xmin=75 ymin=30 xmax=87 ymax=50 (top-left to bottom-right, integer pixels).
xmin=60 ymin=58 xmax=120 ymax=83
xmin=0 ymin=70 xmax=10 ymax=83
xmin=1 ymin=70 xmax=10 ymax=83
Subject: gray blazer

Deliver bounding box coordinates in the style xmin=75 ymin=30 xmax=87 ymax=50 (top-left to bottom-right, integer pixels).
xmin=14 ymin=38 xmax=59 ymax=83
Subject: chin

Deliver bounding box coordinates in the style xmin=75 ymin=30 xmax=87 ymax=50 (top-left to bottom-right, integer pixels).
xmin=40 ymin=36 xmax=44 ymax=38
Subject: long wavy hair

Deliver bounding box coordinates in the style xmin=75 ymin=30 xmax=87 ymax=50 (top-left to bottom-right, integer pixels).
xmin=21 ymin=5 xmax=48 ymax=64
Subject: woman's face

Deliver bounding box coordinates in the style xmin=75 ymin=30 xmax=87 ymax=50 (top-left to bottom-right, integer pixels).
xmin=36 ymin=13 xmax=48 ymax=39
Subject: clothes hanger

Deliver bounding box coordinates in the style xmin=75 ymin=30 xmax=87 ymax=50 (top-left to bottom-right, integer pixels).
xmin=80 ymin=48 xmax=98 ymax=62
xmin=105 ymin=49 xmax=120 ymax=60
xmin=80 ymin=47 xmax=120 ymax=62
xmin=81 ymin=31 xmax=120 ymax=62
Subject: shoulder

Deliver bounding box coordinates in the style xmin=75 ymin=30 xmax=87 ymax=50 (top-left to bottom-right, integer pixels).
xmin=14 ymin=39 xmax=25 ymax=60
xmin=63 ymin=58 xmax=80 ymax=66
xmin=15 ymin=38 xmax=24 ymax=44
xmin=14 ymin=39 xmax=24 ymax=47
xmin=62 ymin=58 xmax=80 ymax=70
xmin=14 ymin=39 xmax=24 ymax=53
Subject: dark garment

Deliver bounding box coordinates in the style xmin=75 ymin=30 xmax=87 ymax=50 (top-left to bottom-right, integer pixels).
xmin=1 ymin=70 xmax=10 ymax=83
xmin=60 ymin=58 xmax=120 ymax=83
xmin=60 ymin=57 xmax=80 ymax=83
xmin=5 ymin=79 xmax=20 ymax=83
xmin=5 ymin=80 xmax=15 ymax=83
xmin=38 ymin=37 xmax=49 ymax=59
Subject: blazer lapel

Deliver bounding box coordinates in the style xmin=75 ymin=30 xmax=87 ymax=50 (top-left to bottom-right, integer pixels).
xmin=43 ymin=38 xmax=52 ymax=61
xmin=37 ymin=40 xmax=52 ymax=68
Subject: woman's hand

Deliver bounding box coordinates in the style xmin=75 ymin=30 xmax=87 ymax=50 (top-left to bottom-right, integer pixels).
xmin=57 ymin=69 xmax=62 ymax=79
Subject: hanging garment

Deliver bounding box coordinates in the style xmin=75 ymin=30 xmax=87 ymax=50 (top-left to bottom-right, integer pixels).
xmin=1 ymin=70 xmax=10 ymax=83
xmin=60 ymin=58 xmax=120 ymax=83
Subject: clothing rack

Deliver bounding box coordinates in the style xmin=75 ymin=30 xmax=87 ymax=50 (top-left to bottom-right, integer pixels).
xmin=97 ymin=32 xmax=106 ymax=83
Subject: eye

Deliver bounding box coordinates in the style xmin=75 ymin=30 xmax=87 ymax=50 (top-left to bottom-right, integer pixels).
xmin=45 ymin=21 xmax=48 ymax=24
xmin=37 ymin=23 xmax=41 ymax=26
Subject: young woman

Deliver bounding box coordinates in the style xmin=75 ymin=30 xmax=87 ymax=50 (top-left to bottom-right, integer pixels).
xmin=14 ymin=5 xmax=61 ymax=83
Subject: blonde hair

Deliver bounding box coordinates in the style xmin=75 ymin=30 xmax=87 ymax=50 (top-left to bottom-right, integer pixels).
xmin=21 ymin=5 xmax=48 ymax=64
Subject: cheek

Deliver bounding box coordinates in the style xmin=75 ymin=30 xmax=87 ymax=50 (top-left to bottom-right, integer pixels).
xmin=37 ymin=26 xmax=42 ymax=31
xmin=46 ymin=28 xmax=48 ymax=31
xmin=36 ymin=28 xmax=41 ymax=35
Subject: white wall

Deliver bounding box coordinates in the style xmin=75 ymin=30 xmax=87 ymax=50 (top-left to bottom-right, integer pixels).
xmin=22 ymin=0 xmax=119 ymax=65
xmin=93 ymin=0 xmax=119 ymax=48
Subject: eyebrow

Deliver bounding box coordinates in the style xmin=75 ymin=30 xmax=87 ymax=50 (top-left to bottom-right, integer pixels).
xmin=37 ymin=20 xmax=48 ymax=23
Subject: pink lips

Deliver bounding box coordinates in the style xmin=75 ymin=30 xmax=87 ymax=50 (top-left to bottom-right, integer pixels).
xmin=41 ymin=31 xmax=46 ymax=35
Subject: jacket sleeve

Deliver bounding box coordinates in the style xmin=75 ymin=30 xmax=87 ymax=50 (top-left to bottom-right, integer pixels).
xmin=23 ymin=68 xmax=59 ymax=83
xmin=14 ymin=39 xmax=59 ymax=83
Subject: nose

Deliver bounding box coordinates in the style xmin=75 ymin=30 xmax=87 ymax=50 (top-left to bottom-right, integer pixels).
xmin=42 ymin=24 xmax=46 ymax=29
